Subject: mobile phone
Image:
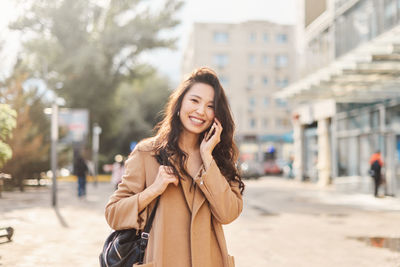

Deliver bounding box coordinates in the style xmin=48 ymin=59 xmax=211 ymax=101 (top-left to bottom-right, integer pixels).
xmin=205 ymin=125 xmax=216 ymax=141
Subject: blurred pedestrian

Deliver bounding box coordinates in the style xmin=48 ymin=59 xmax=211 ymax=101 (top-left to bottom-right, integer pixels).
xmin=104 ymin=67 xmax=244 ymax=266
xmin=73 ymin=149 xmax=89 ymax=198
xmin=369 ymin=150 xmax=384 ymax=197
xmin=110 ymin=154 xmax=124 ymax=190
xmin=287 ymin=155 xmax=294 ymax=179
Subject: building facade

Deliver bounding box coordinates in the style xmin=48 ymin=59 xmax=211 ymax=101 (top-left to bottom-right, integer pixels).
xmin=182 ymin=21 xmax=296 ymax=167
xmin=278 ymin=0 xmax=400 ymax=196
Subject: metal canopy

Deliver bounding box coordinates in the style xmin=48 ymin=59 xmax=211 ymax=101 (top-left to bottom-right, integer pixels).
xmin=276 ymin=25 xmax=400 ymax=103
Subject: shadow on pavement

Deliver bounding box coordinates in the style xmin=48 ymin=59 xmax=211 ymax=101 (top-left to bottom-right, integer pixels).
xmin=54 ymin=207 xmax=69 ymax=228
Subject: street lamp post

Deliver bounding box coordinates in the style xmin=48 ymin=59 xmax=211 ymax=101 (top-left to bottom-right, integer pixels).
xmin=92 ymin=123 xmax=102 ymax=187
xmin=51 ymin=101 xmax=59 ymax=207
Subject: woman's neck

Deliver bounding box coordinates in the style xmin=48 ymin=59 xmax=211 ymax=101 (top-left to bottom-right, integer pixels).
xmin=179 ymin=130 xmax=200 ymax=154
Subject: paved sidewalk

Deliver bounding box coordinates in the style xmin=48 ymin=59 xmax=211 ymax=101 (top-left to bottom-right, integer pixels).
xmin=225 ymin=177 xmax=400 ymax=267
xmin=1 ymin=178 xmax=400 ymax=267
xmin=0 ymin=182 xmax=114 ymax=267
xmin=250 ymin=177 xmax=400 ymax=212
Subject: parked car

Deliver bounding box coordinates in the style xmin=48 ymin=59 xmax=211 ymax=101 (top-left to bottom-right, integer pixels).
xmin=239 ymin=160 xmax=263 ymax=179
xmin=263 ymin=160 xmax=283 ymax=175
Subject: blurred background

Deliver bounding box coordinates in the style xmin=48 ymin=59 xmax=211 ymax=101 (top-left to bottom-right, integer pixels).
xmin=1 ymin=0 xmax=400 ymax=266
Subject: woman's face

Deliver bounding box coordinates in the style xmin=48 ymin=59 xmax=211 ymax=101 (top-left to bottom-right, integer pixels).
xmin=179 ymin=82 xmax=215 ymax=136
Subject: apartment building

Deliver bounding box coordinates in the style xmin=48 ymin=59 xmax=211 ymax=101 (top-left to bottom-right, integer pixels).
xmin=182 ymin=21 xmax=296 ymax=161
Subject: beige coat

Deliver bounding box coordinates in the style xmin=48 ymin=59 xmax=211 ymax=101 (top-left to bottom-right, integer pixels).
xmin=105 ymin=139 xmax=243 ymax=267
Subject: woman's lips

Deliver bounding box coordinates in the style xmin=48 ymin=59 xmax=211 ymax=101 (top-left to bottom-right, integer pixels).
xmin=189 ymin=116 xmax=205 ymax=126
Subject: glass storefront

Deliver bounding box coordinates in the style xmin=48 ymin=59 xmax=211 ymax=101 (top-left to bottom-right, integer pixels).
xmin=304 ymin=125 xmax=318 ymax=181
xmin=335 ymin=102 xmax=400 ymax=195
xmin=337 ymin=107 xmax=382 ymax=177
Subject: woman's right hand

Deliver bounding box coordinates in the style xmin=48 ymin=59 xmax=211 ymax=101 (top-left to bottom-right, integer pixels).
xmin=149 ymin=165 xmax=179 ymax=195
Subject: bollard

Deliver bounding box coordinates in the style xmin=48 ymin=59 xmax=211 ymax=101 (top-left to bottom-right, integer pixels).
xmin=0 ymin=173 xmax=12 ymax=198
xmin=0 ymin=227 xmax=14 ymax=241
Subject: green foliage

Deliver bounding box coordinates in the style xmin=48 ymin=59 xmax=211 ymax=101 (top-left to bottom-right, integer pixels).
xmin=0 ymin=104 xmax=17 ymax=168
xmin=110 ymin=66 xmax=171 ymax=157
xmin=9 ymin=0 xmax=182 ymax=158
xmin=0 ymin=66 xmax=50 ymax=191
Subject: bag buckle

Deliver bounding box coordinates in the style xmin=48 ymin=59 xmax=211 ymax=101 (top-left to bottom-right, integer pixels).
xmin=141 ymin=232 xmax=150 ymax=239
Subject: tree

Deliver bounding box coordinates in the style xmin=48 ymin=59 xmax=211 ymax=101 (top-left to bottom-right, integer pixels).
xmin=10 ymin=0 xmax=182 ymax=156
xmin=0 ymin=67 xmax=50 ymax=191
xmin=111 ymin=66 xmax=171 ymax=156
xmin=0 ymin=104 xmax=17 ymax=169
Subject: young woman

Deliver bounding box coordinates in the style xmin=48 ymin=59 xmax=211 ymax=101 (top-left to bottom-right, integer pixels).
xmin=105 ymin=67 xmax=245 ymax=267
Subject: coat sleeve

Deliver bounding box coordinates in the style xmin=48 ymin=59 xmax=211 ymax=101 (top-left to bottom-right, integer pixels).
xmin=105 ymin=148 xmax=149 ymax=230
xmin=193 ymin=159 xmax=243 ymax=224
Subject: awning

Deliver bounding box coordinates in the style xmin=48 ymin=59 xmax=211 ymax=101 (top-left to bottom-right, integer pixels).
xmin=276 ymin=24 xmax=400 ymax=103
xmin=259 ymin=132 xmax=293 ymax=143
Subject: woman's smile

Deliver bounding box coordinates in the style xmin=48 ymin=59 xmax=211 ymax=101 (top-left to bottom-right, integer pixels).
xmin=189 ymin=115 xmax=206 ymax=126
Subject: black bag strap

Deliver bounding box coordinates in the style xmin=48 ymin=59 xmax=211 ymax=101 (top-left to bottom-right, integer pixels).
xmin=143 ymin=196 xmax=160 ymax=234
xmin=138 ymin=196 xmax=160 ymax=264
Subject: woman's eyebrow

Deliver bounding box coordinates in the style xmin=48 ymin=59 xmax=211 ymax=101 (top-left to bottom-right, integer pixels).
xmin=189 ymin=94 xmax=201 ymax=99
xmin=189 ymin=94 xmax=214 ymax=103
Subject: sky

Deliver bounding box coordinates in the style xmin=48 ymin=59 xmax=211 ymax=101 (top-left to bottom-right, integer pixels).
xmin=0 ymin=0 xmax=297 ymax=84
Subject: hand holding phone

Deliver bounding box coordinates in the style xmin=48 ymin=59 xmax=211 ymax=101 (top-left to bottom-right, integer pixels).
xmin=200 ymin=118 xmax=223 ymax=167
xmin=204 ymin=124 xmax=216 ymax=142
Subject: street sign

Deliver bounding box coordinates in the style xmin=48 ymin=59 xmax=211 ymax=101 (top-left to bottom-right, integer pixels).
xmin=58 ymin=109 xmax=89 ymax=144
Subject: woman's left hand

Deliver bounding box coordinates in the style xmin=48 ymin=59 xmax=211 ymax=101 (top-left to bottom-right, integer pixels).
xmin=200 ymin=118 xmax=223 ymax=168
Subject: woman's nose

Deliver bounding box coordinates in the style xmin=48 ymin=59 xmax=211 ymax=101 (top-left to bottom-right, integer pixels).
xmin=196 ymin=105 xmax=206 ymax=114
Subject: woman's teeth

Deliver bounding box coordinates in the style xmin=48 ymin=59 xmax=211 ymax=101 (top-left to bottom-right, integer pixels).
xmin=190 ymin=117 xmax=204 ymax=124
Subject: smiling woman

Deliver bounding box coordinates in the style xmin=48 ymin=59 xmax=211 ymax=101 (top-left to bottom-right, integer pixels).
xmin=104 ymin=67 xmax=244 ymax=267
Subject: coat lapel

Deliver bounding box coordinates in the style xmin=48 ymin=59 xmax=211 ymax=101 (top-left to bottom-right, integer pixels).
xmin=179 ymin=178 xmax=193 ymax=213
xmin=192 ymin=182 xmax=206 ymax=220
xmin=191 ymin=164 xmax=207 ymax=219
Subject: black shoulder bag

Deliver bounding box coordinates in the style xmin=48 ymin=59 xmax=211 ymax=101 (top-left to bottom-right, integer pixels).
xmin=99 ymin=196 xmax=160 ymax=267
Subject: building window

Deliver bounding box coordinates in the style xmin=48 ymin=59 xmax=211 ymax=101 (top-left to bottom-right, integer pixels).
xmin=220 ymin=76 xmax=229 ymax=87
xmin=263 ymin=118 xmax=268 ymax=128
xmin=262 ymin=76 xmax=268 ymax=86
xmin=334 ymin=0 xmax=377 ymax=57
xmin=263 ymin=33 xmax=269 ymax=42
xmin=264 ymin=97 xmax=269 ymax=106
xmin=248 ymin=54 xmax=256 ymax=65
xmin=213 ymin=32 xmax=229 ymax=44
xmin=249 ymin=32 xmax=256 ymax=43
xmin=384 ymin=0 xmax=397 ymax=29
xmin=276 ymin=78 xmax=289 ymax=88
xmin=249 ymin=118 xmax=256 ymax=128
xmin=398 ymin=0 xmax=400 ymax=23
xmin=276 ymin=33 xmax=288 ymax=43
xmin=247 ymin=75 xmax=254 ymax=90
xmin=275 ymin=55 xmax=288 ymax=68
xmin=214 ymin=54 xmax=229 ymax=67
xmin=249 ymin=97 xmax=256 ymax=107
xmin=275 ymin=117 xmax=290 ymax=128
xmin=275 ymin=99 xmax=287 ymax=107
xmin=262 ymin=54 xmax=268 ymax=66
xmin=282 ymin=117 xmax=290 ymax=127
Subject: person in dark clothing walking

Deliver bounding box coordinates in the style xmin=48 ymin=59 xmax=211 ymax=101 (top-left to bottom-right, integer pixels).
xmin=369 ymin=150 xmax=384 ymax=197
xmin=73 ymin=150 xmax=89 ymax=198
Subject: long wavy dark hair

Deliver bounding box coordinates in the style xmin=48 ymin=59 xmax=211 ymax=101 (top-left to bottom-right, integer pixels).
xmin=153 ymin=67 xmax=245 ymax=194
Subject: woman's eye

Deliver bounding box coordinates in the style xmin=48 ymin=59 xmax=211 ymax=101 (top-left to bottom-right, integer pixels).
xmin=208 ymin=105 xmax=214 ymax=109
xmin=191 ymin=99 xmax=198 ymax=103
